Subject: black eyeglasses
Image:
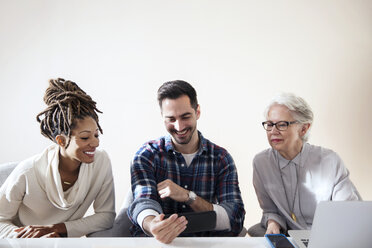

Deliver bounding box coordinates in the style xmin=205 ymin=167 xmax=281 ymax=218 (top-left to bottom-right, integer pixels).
xmin=262 ymin=121 xmax=298 ymax=131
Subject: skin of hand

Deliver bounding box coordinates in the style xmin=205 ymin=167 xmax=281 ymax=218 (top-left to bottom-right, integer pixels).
xmin=143 ymin=214 xmax=188 ymax=244
xmin=266 ymin=219 xmax=281 ymax=235
xmin=41 ymin=232 xmax=60 ymax=238
xmin=157 ymin=179 xmax=213 ymax=212
xmin=14 ymin=223 xmax=66 ymax=238
xmin=157 ymin=179 xmax=189 ymax=202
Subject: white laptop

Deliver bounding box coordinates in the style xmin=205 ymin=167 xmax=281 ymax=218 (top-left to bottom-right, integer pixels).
xmin=289 ymin=201 xmax=372 ymax=248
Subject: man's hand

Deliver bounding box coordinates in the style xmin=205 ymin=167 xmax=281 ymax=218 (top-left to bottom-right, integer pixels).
xmin=157 ymin=179 xmax=189 ymax=202
xmin=265 ymin=219 xmax=281 ymax=235
xmin=143 ymin=214 xmax=188 ymax=244
xmin=158 ymin=179 xmax=213 ymax=212
xmin=14 ymin=223 xmax=66 ymax=238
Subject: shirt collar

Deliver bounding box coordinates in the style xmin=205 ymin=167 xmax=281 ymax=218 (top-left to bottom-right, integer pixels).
xmin=165 ymin=131 xmax=207 ymax=155
xmin=277 ymin=144 xmax=306 ymax=169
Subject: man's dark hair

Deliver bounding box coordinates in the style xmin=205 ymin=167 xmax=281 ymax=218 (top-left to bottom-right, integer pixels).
xmin=157 ymin=80 xmax=198 ymax=110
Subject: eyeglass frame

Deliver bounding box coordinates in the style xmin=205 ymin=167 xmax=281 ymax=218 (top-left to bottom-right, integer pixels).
xmin=262 ymin=120 xmax=299 ymax=131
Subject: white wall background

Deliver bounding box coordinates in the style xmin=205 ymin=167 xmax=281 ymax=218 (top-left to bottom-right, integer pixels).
xmin=1 ymin=0 xmax=371 ymax=229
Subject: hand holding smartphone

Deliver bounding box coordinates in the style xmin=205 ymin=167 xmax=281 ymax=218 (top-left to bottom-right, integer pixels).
xmin=164 ymin=211 xmax=216 ymax=234
xmin=265 ymin=234 xmax=296 ymax=248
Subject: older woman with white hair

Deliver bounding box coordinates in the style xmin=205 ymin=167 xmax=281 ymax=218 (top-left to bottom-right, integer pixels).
xmin=252 ymin=93 xmax=360 ymax=235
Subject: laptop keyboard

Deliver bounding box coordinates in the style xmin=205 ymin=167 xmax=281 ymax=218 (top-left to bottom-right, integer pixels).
xmin=301 ymin=238 xmax=309 ymax=247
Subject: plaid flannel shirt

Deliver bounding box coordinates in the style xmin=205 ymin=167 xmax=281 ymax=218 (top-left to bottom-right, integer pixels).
xmin=128 ymin=132 xmax=245 ymax=237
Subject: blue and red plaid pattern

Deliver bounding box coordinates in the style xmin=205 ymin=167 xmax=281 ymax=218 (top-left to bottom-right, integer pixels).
xmin=128 ymin=132 xmax=245 ymax=237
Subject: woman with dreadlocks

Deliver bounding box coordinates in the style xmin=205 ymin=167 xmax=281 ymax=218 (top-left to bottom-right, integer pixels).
xmin=0 ymin=78 xmax=115 ymax=238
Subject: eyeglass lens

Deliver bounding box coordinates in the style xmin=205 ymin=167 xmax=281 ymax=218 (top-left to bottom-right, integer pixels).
xmin=263 ymin=121 xmax=289 ymax=131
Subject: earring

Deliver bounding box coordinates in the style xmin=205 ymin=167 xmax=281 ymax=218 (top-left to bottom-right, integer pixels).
xmin=56 ymin=136 xmax=65 ymax=147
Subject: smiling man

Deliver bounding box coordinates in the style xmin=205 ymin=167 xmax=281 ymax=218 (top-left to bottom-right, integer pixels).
xmin=127 ymin=80 xmax=245 ymax=244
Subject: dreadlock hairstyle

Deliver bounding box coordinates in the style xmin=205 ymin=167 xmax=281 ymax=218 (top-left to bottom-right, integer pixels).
xmin=36 ymin=78 xmax=103 ymax=148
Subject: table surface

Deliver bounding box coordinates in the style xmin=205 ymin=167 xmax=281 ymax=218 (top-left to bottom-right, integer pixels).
xmin=0 ymin=237 xmax=282 ymax=248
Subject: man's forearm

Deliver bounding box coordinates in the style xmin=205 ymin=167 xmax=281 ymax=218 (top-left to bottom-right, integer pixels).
xmin=188 ymin=194 xmax=213 ymax=212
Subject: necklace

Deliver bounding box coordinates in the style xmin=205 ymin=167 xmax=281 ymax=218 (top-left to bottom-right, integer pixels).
xmin=276 ymin=150 xmax=301 ymax=222
xmin=60 ymin=171 xmax=79 ymax=187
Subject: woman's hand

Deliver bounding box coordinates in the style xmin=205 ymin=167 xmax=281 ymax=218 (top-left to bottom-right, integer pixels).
xmin=14 ymin=223 xmax=66 ymax=238
xmin=265 ymin=219 xmax=281 ymax=234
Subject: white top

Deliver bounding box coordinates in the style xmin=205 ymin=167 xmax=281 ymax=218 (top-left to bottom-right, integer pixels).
xmin=0 ymin=144 xmax=115 ymax=238
xmin=253 ymin=143 xmax=360 ymax=231
xmin=182 ymin=152 xmax=197 ymax=167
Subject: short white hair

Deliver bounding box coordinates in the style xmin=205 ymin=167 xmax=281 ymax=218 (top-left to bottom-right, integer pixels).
xmin=264 ymin=92 xmax=314 ymax=142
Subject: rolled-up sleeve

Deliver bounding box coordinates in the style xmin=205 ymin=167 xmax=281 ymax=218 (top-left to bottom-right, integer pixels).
xmin=127 ymin=145 xmax=163 ymax=226
xmin=216 ymin=153 xmax=245 ymax=236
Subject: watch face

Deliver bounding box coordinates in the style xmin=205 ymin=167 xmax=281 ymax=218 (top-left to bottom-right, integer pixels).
xmin=189 ymin=191 xmax=197 ymax=200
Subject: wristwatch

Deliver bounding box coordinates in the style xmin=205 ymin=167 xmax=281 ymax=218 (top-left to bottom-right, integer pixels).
xmin=185 ymin=191 xmax=197 ymax=205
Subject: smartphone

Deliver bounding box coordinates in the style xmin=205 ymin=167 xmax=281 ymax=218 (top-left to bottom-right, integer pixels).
xmin=164 ymin=211 xmax=216 ymax=234
xmin=265 ymin=234 xmax=296 ymax=248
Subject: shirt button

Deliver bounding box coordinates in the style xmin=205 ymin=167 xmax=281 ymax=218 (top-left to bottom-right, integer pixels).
xmin=184 ymin=185 xmax=188 ymax=189
xmin=182 ymin=205 xmax=186 ymax=208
